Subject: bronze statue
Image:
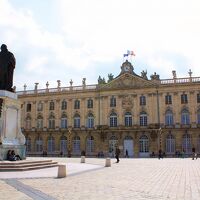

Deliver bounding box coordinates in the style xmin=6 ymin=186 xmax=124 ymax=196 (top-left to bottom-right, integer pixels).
xmin=0 ymin=44 xmax=16 ymax=92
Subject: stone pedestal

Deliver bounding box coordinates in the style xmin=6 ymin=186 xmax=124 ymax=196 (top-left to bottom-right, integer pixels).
xmin=57 ymin=164 xmax=67 ymax=178
xmin=0 ymin=90 xmax=26 ymax=160
xmin=105 ymin=158 xmax=111 ymax=167
xmin=81 ymin=156 xmax=85 ymax=163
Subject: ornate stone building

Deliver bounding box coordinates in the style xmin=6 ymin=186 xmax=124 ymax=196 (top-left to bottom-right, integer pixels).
xmin=17 ymin=60 xmax=200 ymax=157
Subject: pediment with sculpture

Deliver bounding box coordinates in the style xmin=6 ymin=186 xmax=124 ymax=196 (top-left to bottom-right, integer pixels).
xmin=99 ymin=73 xmax=158 ymax=90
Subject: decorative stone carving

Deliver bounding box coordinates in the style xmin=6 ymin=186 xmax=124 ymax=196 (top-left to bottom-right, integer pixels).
xmin=122 ymin=96 xmax=133 ymax=109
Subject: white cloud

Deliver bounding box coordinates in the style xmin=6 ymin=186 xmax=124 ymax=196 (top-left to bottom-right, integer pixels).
xmin=1 ymin=0 xmax=200 ymax=90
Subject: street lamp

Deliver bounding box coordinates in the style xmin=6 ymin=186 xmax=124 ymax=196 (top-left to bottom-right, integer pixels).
xmin=159 ymin=127 xmax=162 ymax=151
xmin=67 ymin=129 xmax=72 ymax=157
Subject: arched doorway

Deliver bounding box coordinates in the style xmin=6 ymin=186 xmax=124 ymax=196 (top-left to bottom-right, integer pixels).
xmin=123 ymin=135 xmax=134 ymax=157
xmin=109 ymin=135 xmax=118 ymax=157
xmin=139 ymin=135 xmax=149 ymax=157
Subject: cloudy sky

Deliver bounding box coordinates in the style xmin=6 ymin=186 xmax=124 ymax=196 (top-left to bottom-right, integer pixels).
xmin=0 ymin=0 xmax=200 ymax=91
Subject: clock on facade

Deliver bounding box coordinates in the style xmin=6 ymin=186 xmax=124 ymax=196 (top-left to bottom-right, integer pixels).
xmin=124 ymin=65 xmax=130 ymax=72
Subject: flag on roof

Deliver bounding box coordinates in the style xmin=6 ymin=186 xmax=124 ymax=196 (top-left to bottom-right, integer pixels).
xmin=123 ymin=53 xmax=128 ymax=57
xmin=127 ymin=50 xmax=135 ymax=56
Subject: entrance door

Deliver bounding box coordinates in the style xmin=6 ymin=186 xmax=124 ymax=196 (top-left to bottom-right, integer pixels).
xmin=109 ymin=139 xmax=118 ymax=157
xmin=124 ymin=138 xmax=134 ymax=157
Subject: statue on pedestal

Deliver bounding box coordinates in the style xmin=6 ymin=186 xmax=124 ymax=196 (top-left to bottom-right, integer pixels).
xmin=0 ymin=44 xmax=16 ymax=92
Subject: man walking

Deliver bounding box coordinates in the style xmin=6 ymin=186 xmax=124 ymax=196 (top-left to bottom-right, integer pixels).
xmin=115 ymin=147 xmax=121 ymax=163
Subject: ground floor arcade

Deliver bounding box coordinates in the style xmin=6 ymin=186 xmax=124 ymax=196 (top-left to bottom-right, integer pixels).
xmin=24 ymin=128 xmax=200 ymax=158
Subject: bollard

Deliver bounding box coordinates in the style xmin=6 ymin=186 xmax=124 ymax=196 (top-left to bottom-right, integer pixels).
xmin=105 ymin=158 xmax=111 ymax=167
xmin=57 ymin=164 xmax=66 ymax=178
xmin=81 ymin=156 xmax=85 ymax=163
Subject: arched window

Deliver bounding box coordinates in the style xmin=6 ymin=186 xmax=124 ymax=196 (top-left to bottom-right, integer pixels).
xmin=181 ymin=109 xmax=190 ymax=125
xmin=35 ymin=136 xmax=43 ymax=152
xmin=61 ymin=100 xmax=67 ymax=110
xmin=182 ymin=133 xmax=192 ymax=154
xmin=197 ymin=109 xmax=200 ymax=124
xmin=165 ymin=110 xmax=173 ymax=126
xmin=26 ymin=137 xmax=31 ymax=152
xmin=87 ymin=113 xmax=94 ymax=128
xmin=86 ymin=136 xmax=94 ymax=154
xmin=166 ymin=133 xmax=175 ymax=154
xmin=49 ymin=101 xmax=54 ymax=110
xmin=87 ymin=99 xmax=93 ymax=108
xmin=49 ymin=113 xmax=55 ymax=129
xmin=110 ymin=112 xmax=117 ymax=127
xmin=140 ymin=112 xmax=147 ymax=126
xmin=73 ymin=136 xmax=80 ymax=154
xmin=25 ymin=116 xmax=31 ymax=130
xmin=140 ymin=95 xmax=146 ymax=106
xmin=124 ymin=112 xmax=132 ymax=127
xmin=74 ymin=113 xmax=80 ymax=128
xmin=139 ymin=135 xmax=149 ymax=153
xmin=37 ymin=115 xmax=43 ymax=129
xmin=74 ymin=100 xmax=80 ymax=109
xmin=47 ymin=136 xmax=55 ymax=153
xmin=61 ymin=113 xmax=67 ymax=129
xmin=60 ymin=135 xmax=67 ymax=154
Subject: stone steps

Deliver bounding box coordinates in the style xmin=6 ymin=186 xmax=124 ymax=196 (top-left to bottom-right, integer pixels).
xmin=0 ymin=160 xmax=59 ymax=171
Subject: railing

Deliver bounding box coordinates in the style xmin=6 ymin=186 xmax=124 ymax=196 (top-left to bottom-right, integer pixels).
xmin=17 ymin=84 xmax=98 ymax=95
xmin=17 ymin=76 xmax=200 ymax=96
xmin=160 ymin=77 xmax=200 ymax=85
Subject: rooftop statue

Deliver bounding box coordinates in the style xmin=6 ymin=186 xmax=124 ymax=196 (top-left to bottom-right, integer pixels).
xmin=0 ymin=44 xmax=16 ymax=92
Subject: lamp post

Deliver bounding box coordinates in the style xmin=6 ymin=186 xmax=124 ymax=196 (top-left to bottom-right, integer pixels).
xmin=159 ymin=127 xmax=162 ymax=151
xmin=68 ymin=129 xmax=72 ymax=157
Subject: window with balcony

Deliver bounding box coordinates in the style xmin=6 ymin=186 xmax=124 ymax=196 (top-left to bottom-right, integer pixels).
xmin=124 ymin=112 xmax=132 ymax=127
xmin=74 ymin=113 xmax=80 ymax=128
xmin=181 ymin=109 xmax=190 ymax=125
xmin=48 ymin=113 xmax=55 ymax=129
xmin=110 ymin=112 xmax=118 ymax=127
xmin=87 ymin=113 xmax=94 ymax=128
xmin=140 ymin=112 xmax=147 ymax=126
xmin=37 ymin=115 xmax=43 ymax=129
xmin=165 ymin=110 xmax=173 ymax=126
xmin=61 ymin=113 xmax=67 ymax=129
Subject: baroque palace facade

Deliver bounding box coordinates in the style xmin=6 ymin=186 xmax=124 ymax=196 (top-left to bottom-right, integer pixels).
xmin=17 ymin=60 xmax=200 ymax=157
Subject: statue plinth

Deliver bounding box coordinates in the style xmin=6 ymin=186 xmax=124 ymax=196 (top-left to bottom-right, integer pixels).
xmin=0 ymin=90 xmax=26 ymax=160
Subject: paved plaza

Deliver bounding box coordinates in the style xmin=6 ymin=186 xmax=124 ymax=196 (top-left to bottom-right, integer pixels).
xmin=0 ymin=157 xmax=200 ymax=200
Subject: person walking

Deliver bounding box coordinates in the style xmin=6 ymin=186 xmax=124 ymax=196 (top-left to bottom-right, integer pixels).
xmin=125 ymin=149 xmax=129 ymax=158
xmin=158 ymin=149 xmax=162 ymax=159
xmin=192 ymin=147 xmax=196 ymax=160
xmin=115 ymin=147 xmax=121 ymax=163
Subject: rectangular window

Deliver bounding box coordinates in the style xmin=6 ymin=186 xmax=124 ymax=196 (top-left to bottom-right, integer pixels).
xmin=26 ymin=103 xmax=31 ymax=112
xmin=197 ymin=94 xmax=200 ymax=103
xmin=181 ymin=94 xmax=188 ymax=104
xmin=87 ymin=99 xmax=93 ymax=108
xmin=110 ymin=97 xmax=116 ymax=107
xmin=165 ymin=95 xmax=172 ymax=104
xmin=140 ymin=96 xmax=146 ymax=106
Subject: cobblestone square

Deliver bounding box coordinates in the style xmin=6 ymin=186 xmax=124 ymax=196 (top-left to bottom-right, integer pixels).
xmin=0 ymin=157 xmax=200 ymax=200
